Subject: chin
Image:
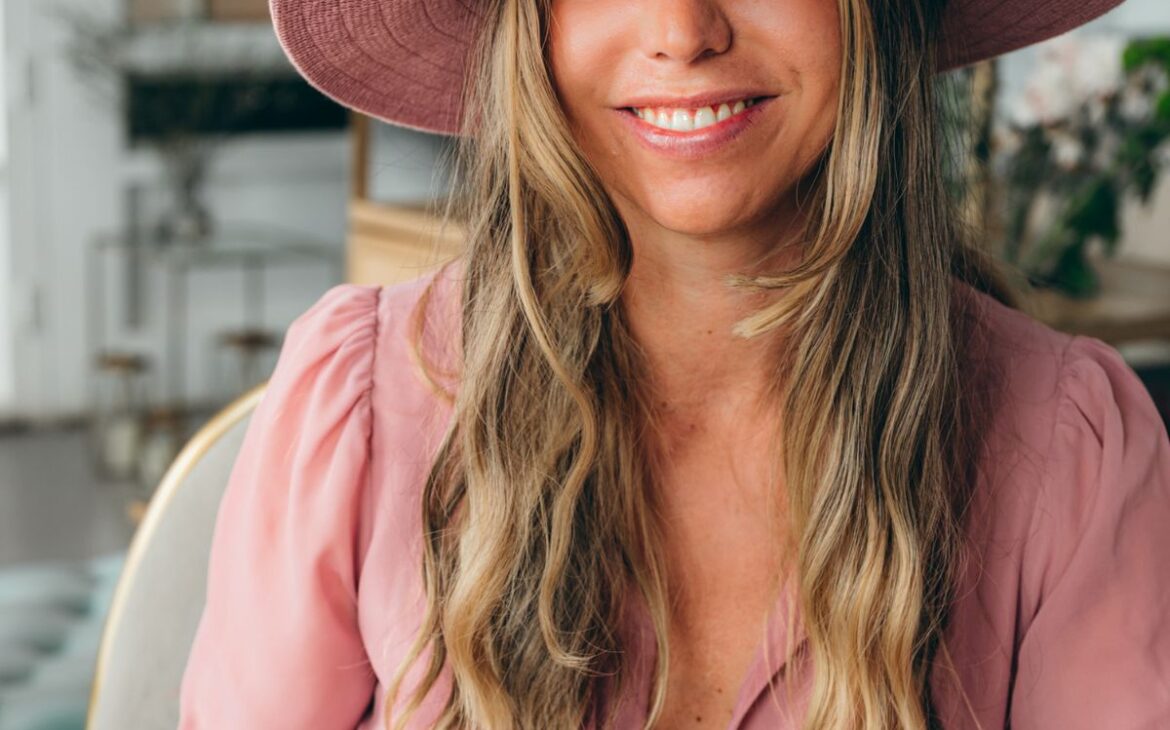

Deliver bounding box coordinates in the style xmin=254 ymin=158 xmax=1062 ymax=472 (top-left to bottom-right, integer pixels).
xmin=638 ymin=193 xmax=764 ymax=237
xmin=653 ymin=212 xmax=747 ymax=238
xmin=621 ymin=169 xmax=794 ymax=232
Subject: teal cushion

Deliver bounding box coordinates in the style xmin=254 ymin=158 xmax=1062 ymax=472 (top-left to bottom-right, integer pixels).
xmin=0 ymin=552 xmax=128 ymax=730
xmin=0 ymin=569 xmax=91 ymax=615
xmin=85 ymin=553 xmax=125 ymax=585
xmin=0 ymin=687 xmax=88 ymax=730
xmin=0 ymin=606 xmax=76 ymax=656
xmin=0 ymin=645 xmax=39 ymax=686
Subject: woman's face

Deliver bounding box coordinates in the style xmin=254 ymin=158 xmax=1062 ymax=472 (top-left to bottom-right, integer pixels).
xmin=547 ymin=0 xmax=842 ymax=240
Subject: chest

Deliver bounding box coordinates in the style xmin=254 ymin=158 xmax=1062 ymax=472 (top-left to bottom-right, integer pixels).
xmin=651 ymin=451 xmax=788 ymax=727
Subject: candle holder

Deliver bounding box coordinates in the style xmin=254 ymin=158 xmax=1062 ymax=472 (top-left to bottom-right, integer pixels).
xmin=212 ymin=327 xmax=279 ymax=399
xmin=135 ymin=405 xmax=186 ymax=500
xmin=88 ymin=351 xmax=152 ymax=483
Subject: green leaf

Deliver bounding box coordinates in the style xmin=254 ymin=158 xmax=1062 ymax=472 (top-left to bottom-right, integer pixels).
xmin=1157 ymin=93 xmax=1170 ymax=124
xmin=1134 ymin=160 xmax=1158 ymax=202
xmin=1124 ymin=38 xmax=1170 ymax=73
xmin=1047 ymin=243 xmax=1100 ymax=299
xmin=1065 ymin=179 xmax=1120 ymax=245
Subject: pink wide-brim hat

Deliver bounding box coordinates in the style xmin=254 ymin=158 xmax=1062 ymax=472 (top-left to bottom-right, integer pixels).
xmin=269 ymin=0 xmax=1127 ymax=137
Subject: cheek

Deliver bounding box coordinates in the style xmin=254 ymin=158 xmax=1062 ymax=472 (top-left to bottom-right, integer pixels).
xmin=780 ymin=14 xmax=843 ymax=164
xmin=748 ymin=2 xmax=842 ymax=97
xmin=547 ymin=1 xmax=624 ymax=129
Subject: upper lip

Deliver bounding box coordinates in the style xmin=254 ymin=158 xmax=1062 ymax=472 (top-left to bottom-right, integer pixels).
xmin=616 ymin=89 xmax=776 ymax=110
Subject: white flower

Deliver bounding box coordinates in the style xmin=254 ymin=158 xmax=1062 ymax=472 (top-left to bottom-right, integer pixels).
xmin=992 ymin=124 xmax=1025 ymax=156
xmin=1119 ymin=84 xmax=1153 ymax=123
xmin=1091 ymin=129 xmax=1122 ymax=171
xmin=1008 ymin=62 xmax=1075 ymax=126
xmin=1050 ymin=130 xmax=1085 ymax=170
xmin=1155 ymin=145 xmax=1170 ymax=167
xmin=1070 ymin=36 xmax=1125 ymax=99
xmin=1005 ymin=34 xmax=1126 ymax=127
xmin=1086 ymin=95 xmax=1110 ymax=126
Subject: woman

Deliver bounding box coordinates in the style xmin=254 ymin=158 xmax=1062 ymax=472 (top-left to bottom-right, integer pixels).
xmin=179 ymin=0 xmax=1170 ymax=728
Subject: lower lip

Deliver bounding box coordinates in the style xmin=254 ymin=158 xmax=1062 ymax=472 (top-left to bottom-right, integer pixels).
xmin=615 ymin=97 xmax=777 ymax=160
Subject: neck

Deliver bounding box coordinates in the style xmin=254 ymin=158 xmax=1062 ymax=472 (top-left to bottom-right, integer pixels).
xmin=618 ymin=212 xmax=802 ymax=431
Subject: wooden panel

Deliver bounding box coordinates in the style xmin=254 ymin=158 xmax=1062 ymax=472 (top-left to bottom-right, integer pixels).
xmin=350 ymin=113 xmax=370 ymax=201
xmin=128 ymin=0 xmax=194 ymax=23
xmin=207 ymin=0 xmax=270 ymax=22
xmin=1027 ymin=256 xmax=1170 ymax=344
xmin=345 ymin=199 xmax=466 ymax=286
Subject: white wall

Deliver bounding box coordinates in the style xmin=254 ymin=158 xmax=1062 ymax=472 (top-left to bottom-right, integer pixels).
xmin=3 ymin=0 xmax=50 ymax=422
xmin=1096 ymin=0 xmax=1170 ymax=30
xmin=0 ymin=0 xmax=430 ymax=421
xmin=0 ymin=0 xmax=12 ymax=412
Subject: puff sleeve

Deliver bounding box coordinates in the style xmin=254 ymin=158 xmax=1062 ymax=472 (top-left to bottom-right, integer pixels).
xmin=1010 ymin=336 xmax=1170 ymax=728
xmin=178 ymin=283 xmax=382 ymax=728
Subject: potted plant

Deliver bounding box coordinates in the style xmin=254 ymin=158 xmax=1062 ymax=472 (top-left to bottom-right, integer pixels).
xmin=994 ymin=35 xmax=1170 ymax=298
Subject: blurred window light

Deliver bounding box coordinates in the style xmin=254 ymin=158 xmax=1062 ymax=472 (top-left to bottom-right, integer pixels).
xmin=0 ymin=0 xmax=7 ymax=169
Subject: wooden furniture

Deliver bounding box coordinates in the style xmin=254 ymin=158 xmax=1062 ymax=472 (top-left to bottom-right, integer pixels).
xmin=1025 ymin=256 xmax=1170 ymax=346
xmin=345 ymin=113 xmax=465 ymax=286
xmin=207 ymin=0 xmax=270 ymax=21
xmin=347 ymin=198 xmax=465 ymax=286
xmin=128 ymin=0 xmax=271 ymax=23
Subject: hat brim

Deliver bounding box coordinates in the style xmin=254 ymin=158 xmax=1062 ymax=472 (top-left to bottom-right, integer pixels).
xmin=271 ymin=0 xmax=1126 ymax=137
xmin=937 ymin=0 xmax=1125 ymax=72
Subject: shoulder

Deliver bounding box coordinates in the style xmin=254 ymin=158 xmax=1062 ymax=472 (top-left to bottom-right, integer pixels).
xmin=268 ymin=262 xmax=463 ymax=583
xmin=949 ymin=283 xmax=1154 ymax=451
xmin=955 ymin=282 xmax=1170 ymax=609
xmin=949 ymin=296 xmax=1170 ymax=728
xmin=1029 ymin=330 xmax=1168 ymax=595
xmin=951 ymin=284 xmax=1077 ymax=499
xmin=255 ymin=261 xmax=463 ymax=492
xmin=954 ymin=283 xmax=1075 ymax=397
xmin=292 ymin=260 xmax=463 ymax=468
xmin=955 ymin=282 xmax=1161 ymax=448
xmin=282 ymin=258 xmax=464 ymax=399
xmin=955 ymin=280 xmax=1165 ymax=492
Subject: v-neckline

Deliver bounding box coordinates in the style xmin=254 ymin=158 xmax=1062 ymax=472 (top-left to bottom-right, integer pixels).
xmin=592 ymin=571 xmax=809 ymax=729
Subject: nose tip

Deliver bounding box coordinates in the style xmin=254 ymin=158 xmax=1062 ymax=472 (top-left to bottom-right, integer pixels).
xmin=641 ymin=0 xmax=732 ymax=64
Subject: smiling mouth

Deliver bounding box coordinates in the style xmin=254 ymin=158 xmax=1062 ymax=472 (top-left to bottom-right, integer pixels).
xmin=622 ymin=96 xmax=772 ymax=132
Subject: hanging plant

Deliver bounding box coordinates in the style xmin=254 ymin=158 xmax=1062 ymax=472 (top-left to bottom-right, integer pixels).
xmin=53 ymin=5 xmax=337 ymax=244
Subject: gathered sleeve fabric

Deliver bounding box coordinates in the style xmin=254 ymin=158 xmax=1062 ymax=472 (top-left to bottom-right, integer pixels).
xmin=178 ymin=283 xmax=383 ymax=729
xmin=1010 ymin=335 xmax=1170 ymax=728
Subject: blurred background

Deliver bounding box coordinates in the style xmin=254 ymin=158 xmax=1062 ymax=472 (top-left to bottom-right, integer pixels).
xmin=0 ymin=0 xmax=1167 ymax=728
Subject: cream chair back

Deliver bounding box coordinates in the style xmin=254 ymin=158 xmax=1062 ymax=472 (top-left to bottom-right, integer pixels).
xmin=86 ymin=384 xmax=266 ymax=730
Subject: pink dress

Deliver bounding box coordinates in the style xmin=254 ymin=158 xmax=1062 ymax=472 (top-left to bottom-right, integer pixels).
xmin=178 ymin=262 xmax=1170 ymax=729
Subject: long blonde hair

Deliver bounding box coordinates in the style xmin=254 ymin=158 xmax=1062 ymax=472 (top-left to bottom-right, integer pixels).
xmin=384 ymin=0 xmax=1014 ymax=727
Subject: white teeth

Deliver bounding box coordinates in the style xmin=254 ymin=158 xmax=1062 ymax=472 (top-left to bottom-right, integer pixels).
xmin=634 ymin=98 xmax=758 ymax=132
xmin=694 ymin=106 xmax=716 ymax=128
